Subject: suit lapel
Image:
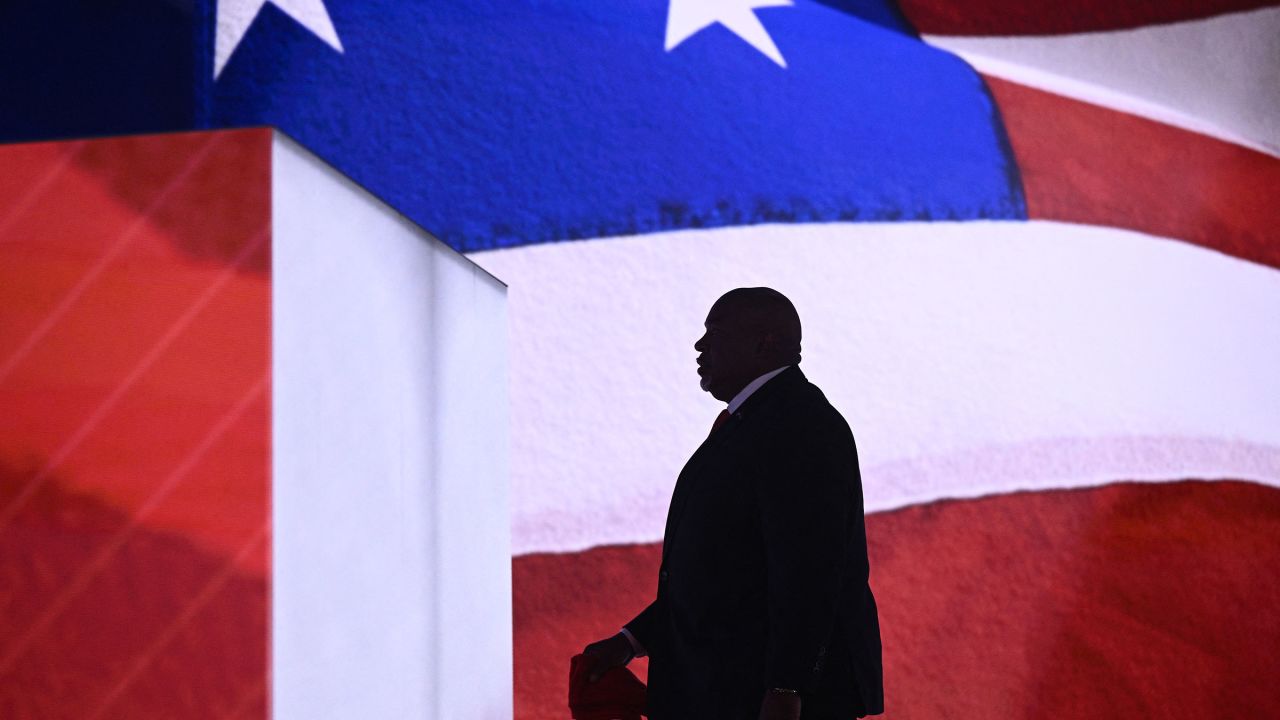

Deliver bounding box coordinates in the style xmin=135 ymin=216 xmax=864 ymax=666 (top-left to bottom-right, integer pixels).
xmin=662 ymin=415 xmax=743 ymax=559
xmin=660 ymin=368 xmax=807 ymax=562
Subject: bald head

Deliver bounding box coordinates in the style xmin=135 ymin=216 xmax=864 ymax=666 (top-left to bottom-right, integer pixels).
xmin=715 ymin=287 xmax=802 ymax=364
xmin=694 ymin=287 xmax=802 ymax=402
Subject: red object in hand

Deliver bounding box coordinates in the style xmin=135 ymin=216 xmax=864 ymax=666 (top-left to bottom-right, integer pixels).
xmin=568 ymin=653 xmax=647 ymax=720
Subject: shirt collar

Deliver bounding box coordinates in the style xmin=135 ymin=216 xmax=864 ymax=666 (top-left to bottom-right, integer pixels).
xmin=727 ymin=365 xmax=790 ymax=415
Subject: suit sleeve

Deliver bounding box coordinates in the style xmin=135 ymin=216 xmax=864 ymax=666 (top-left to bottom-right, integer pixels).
xmin=624 ymin=597 xmax=664 ymax=656
xmin=757 ymin=407 xmax=855 ymax=693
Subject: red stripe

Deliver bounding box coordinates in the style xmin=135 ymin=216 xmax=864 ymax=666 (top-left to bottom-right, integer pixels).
xmin=0 ymin=134 xmax=223 ymax=384
xmin=0 ymin=460 xmax=270 ymax=718
xmin=0 ymin=140 xmax=84 ymax=240
xmin=220 ymin=680 xmax=268 ymax=720
xmin=986 ymin=75 xmax=1280 ymax=269
xmin=0 ymin=225 xmax=268 ymax=535
xmin=512 ymin=480 xmax=1280 ymax=719
xmin=898 ymin=0 xmax=1272 ymax=35
xmin=0 ymin=130 xmax=272 ymax=719
xmin=0 ymin=129 xmax=272 ymax=558
xmin=87 ymin=525 xmax=269 ymax=720
xmin=0 ymin=376 xmax=267 ymax=677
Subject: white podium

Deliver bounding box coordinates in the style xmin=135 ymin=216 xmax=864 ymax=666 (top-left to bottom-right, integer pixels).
xmin=272 ymin=134 xmax=511 ymax=719
xmin=0 ymin=129 xmax=510 ymax=719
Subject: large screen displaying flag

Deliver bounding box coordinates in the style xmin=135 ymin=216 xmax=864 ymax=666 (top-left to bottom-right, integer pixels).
xmin=1 ymin=0 xmax=1278 ymax=718
xmin=0 ymin=130 xmax=273 ymax=718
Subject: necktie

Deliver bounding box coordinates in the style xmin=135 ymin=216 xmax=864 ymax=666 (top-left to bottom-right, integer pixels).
xmin=709 ymin=409 xmax=732 ymax=437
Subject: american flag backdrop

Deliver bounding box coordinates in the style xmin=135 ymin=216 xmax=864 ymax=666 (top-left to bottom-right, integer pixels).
xmin=0 ymin=131 xmax=274 ymax=718
xmin=1 ymin=0 xmax=1278 ymax=718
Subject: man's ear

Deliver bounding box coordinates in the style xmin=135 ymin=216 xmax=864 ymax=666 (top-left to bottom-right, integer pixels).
xmin=757 ymin=332 xmax=780 ymax=353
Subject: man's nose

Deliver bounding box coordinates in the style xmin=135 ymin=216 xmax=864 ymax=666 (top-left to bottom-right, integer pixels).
xmin=694 ymin=336 xmax=705 ymax=352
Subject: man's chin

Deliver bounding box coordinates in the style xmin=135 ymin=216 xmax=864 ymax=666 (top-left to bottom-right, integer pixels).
xmin=699 ymin=376 xmax=711 ymax=392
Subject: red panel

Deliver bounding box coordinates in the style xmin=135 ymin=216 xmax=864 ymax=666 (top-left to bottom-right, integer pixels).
xmin=987 ymin=76 xmax=1280 ymax=269
xmin=513 ymin=481 xmax=1280 ymax=719
xmin=0 ymin=129 xmax=271 ymax=720
xmin=897 ymin=0 xmax=1273 ymax=36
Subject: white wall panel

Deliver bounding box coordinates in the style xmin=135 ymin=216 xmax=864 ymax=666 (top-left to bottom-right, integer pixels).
xmin=272 ymin=133 xmax=509 ymax=719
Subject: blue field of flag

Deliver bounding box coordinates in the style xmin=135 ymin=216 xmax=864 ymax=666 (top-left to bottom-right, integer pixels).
xmin=209 ymin=0 xmax=1026 ymax=251
xmin=0 ymin=0 xmax=1028 ymax=252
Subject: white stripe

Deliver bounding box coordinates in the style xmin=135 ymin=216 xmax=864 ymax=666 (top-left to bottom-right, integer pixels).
xmin=923 ymin=6 xmax=1280 ymax=158
xmin=470 ymin=221 xmax=1280 ymax=555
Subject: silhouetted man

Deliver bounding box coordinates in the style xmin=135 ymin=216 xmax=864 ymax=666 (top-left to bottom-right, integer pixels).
xmin=583 ymin=288 xmax=883 ymax=720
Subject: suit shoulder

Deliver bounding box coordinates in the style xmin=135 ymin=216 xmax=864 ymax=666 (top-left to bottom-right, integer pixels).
xmin=775 ymin=377 xmax=854 ymax=438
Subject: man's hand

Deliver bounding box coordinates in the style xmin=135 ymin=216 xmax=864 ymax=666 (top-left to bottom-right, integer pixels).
xmin=581 ymin=633 xmax=634 ymax=682
xmin=758 ymin=690 xmax=801 ymax=720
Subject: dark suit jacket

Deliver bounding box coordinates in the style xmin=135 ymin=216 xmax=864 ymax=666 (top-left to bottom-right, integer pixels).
xmin=626 ymin=366 xmax=883 ymax=719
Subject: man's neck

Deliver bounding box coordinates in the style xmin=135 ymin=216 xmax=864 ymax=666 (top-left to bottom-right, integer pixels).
xmin=727 ymin=365 xmax=791 ymax=414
